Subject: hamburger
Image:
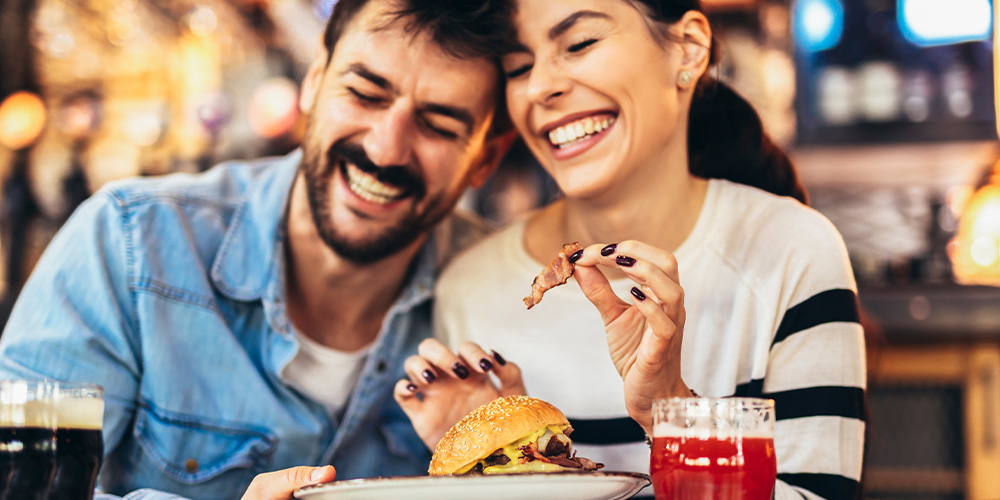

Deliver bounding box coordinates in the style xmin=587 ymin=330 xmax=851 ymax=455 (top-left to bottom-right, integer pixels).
xmin=429 ymin=395 xmax=603 ymax=475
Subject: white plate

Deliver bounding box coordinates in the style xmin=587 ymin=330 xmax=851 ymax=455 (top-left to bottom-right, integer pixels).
xmin=294 ymin=471 xmax=651 ymax=500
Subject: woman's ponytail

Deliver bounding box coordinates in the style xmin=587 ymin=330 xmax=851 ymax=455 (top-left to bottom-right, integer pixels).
xmin=687 ymin=79 xmax=808 ymax=205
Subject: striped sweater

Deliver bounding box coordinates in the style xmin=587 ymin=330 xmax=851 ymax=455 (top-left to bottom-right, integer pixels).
xmin=435 ymin=179 xmax=866 ymax=500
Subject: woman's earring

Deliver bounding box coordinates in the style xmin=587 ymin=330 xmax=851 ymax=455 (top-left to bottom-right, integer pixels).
xmin=678 ymin=70 xmax=694 ymax=86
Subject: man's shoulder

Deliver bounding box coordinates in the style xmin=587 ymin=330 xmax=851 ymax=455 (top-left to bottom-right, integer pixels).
xmin=99 ymin=156 xmax=286 ymax=214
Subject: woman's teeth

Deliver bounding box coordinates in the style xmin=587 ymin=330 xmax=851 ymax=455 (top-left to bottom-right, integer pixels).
xmin=346 ymin=163 xmax=405 ymax=204
xmin=547 ymin=116 xmax=616 ymax=148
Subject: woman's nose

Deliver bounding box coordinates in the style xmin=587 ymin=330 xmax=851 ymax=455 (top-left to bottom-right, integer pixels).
xmin=526 ymin=61 xmax=569 ymax=105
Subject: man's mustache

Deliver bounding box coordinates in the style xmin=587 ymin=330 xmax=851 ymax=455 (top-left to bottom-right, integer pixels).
xmin=327 ymin=142 xmax=425 ymax=198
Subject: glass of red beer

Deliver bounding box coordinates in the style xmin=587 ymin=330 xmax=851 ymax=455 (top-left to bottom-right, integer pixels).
xmin=649 ymin=397 xmax=776 ymax=500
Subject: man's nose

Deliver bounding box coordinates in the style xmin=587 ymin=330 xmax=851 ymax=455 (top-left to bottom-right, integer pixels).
xmin=363 ymin=105 xmax=415 ymax=167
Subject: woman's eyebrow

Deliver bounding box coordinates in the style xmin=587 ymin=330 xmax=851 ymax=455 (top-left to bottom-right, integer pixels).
xmin=548 ymin=10 xmax=612 ymax=40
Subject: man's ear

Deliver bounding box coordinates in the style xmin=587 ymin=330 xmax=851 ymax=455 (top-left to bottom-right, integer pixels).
xmin=676 ymin=10 xmax=712 ymax=81
xmin=468 ymin=130 xmax=518 ymax=189
xmin=299 ymin=44 xmax=330 ymax=114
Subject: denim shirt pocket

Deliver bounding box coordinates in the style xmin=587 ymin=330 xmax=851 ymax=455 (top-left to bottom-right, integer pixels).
xmin=379 ymin=418 xmax=432 ymax=474
xmin=134 ymin=404 xmax=277 ymax=485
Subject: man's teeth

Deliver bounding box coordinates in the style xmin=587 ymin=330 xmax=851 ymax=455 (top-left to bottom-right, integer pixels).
xmin=548 ymin=116 xmax=616 ymax=148
xmin=346 ymin=163 xmax=405 ymax=204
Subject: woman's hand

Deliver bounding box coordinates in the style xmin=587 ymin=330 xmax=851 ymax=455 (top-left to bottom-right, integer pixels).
xmin=242 ymin=465 xmax=336 ymax=500
xmin=393 ymin=339 xmax=525 ymax=450
xmin=571 ymin=240 xmax=690 ymax=434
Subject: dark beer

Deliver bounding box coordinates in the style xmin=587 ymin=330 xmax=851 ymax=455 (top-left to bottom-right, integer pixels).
xmin=0 ymin=427 xmax=56 ymax=500
xmin=49 ymin=385 xmax=104 ymax=500
xmin=47 ymin=427 xmax=103 ymax=500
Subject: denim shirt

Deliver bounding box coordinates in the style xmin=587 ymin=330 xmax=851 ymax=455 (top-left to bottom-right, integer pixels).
xmin=0 ymin=150 xmax=489 ymax=499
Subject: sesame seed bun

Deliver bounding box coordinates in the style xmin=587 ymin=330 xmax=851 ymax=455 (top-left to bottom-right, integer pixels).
xmin=428 ymin=395 xmax=570 ymax=476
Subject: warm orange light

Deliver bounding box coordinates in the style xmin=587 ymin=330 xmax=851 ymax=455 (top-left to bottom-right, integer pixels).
xmin=249 ymin=77 xmax=299 ymax=139
xmin=951 ymin=159 xmax=1000 ymax=285
xmin=0 ymin=91 xmax=47 ymax=150
xmin=996 ymin=0 xmax=999 ymax=138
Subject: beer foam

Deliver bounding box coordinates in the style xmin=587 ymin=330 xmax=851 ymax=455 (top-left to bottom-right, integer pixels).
xmin=652 ymin=422 xmax=772 ymax=440
xmin=0 ymin=400 xmax=56 ymax=427
xmin=55 ymin=398 xmax=104 ymax=429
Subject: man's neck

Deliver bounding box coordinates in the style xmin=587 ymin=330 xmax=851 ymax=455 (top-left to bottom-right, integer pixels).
xmin=283 ymin=175 xmax=426 ymax=351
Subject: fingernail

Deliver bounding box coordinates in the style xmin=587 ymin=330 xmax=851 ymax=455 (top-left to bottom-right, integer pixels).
xmin=491 ymin=350 xmax=507 ymax=366
xmin=568 ymin=249 xmax=583 ymax=264
xmin=311 ymin=466 xmax=329 ymax=482
xmin=631 ymin=287 xmax=646 ymax=301
xmin=616 ymin=255 xmax=636 ymax=267
xmin=479 ymin=358 xmax=493 ymax=371
xmin=601 ymin=243 xmax=618 ymax=256
xmin=453 ymin=362 xmax=470 ymax=379
xmin=406 ymin=383 xmax=418 ymax=392
xmin=422 ymin=369 xmax=436 ymax=383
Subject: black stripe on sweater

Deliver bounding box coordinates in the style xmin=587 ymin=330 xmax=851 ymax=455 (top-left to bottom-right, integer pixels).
xmin=778 ymin=472 xmax=861 ymax=500
xmin=567 ymin=416 xmax=646 ymax=444
xmin=773 ymin=289 xmax=860 ymax=347
xmin=731 ymin=383 xmax=866 ymax=421
xmin=770 ymin=386 xmax=866 ymax=421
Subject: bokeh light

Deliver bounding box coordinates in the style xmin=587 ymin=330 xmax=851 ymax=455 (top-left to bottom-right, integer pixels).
xmin=249 ymin=77 xmax=299 ymax=139
xmin=0 ymin=91 xmax=47 ymax=150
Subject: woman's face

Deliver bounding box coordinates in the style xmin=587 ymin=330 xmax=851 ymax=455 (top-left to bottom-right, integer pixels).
xmin=503 ymin=0 xmax=687 ymax=201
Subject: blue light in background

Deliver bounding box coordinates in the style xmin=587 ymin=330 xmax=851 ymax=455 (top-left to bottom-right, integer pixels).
xmin=898 ymin=0 xmax=992 ymax=47
xmin=793 ymin=0 xmax=845 ymax=52
xmin=314 ymin=0 xmax=337 ymax=20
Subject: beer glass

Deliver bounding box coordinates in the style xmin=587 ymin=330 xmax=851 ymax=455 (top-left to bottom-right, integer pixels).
xmin=650 ymin=397 xmax=776 ymax=500
xmin=0 ymin=380 xmax=57 ymax=500
xmin=49 ymin=382 xmax=104 ymax=500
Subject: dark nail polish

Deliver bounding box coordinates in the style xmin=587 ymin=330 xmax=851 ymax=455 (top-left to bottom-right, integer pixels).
xmin=568 ymin=249 xmax=583 ymax=264
xmin=491 ymin=350 xmax=507 ymax=366
xmin=616 ymin=255 xmax=636 ymax=267
xmin=601 ymin=243 xmax=618 ymax=256
xmin=479 ymin=358 xmax=493 ymax=371
xmin=422 ymin=369 xmax=436 ymax=383
xmin=453 ymin=362 xmax=470 ymax=379
xmin=631 ymin=287 xmax=646 ymax=301
xmin=406 ymin=383 xmax=418 ymax=392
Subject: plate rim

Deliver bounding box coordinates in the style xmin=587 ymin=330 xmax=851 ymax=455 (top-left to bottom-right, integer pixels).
xmin=295 ymin=470 xmax=651 ymax=496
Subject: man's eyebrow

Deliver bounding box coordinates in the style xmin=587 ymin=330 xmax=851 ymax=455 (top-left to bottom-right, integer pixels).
xmin=421 ymin=103 xmax=475 ymax=135
xmin=342 ymin=63 xmax=396 ymax=94
xmin=549 ymin=10 xmax=613 ymax=40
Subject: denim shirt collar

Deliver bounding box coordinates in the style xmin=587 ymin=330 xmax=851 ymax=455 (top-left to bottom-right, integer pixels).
xmin=208 ymin=148 xmax=437 ymax=309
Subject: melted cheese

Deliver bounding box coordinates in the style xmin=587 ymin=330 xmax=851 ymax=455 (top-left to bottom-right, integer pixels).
xmin=456 ymin=424 xmax=571 ymax=475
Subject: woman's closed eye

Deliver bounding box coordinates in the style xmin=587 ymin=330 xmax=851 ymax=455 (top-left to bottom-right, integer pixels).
xmin=506 ymin=64 xmax=533 ymax=79
xmin=567 ymin=38 xmax=598 ymax=53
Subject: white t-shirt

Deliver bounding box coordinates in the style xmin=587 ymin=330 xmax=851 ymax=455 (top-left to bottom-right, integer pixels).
xmin=282 ymin=332 xmax=373 ymax=417
xmin=435 ymin=179 xmax=866 ymax=500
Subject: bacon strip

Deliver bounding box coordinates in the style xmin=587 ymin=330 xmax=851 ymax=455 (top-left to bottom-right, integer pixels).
xmin=523 ymin=242 xmax=583 ymax=310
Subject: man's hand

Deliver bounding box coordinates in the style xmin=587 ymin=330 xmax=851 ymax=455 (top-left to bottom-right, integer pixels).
xmin=242 ymin=465 xmax=336 ymax=500
xmin=394 ymin=339 xmax=526 ymax=450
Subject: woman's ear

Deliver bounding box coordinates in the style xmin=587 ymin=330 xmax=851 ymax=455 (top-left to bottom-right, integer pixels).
xmin=299 ymin=44 xmax=330 ymax=114
xmin=676 ymin=10 xmax=712 ymax=85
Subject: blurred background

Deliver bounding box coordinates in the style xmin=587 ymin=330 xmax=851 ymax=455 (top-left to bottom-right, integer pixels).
xmin=2 ymin=0 xmax=1000 ymax=498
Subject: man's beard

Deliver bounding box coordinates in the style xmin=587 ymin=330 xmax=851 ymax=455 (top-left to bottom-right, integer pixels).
xmin=301 ymin=139 xmax=454 ymax=265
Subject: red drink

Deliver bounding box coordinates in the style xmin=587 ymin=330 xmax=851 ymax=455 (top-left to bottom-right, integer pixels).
xmin=650 ymin=435 xmax=776 ymax=500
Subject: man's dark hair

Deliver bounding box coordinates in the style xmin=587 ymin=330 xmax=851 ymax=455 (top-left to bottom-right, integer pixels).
xmin=323 ymin=0 xmax=519 ymax=62
xmin=322 ymin=0 xmax=518 ymax=136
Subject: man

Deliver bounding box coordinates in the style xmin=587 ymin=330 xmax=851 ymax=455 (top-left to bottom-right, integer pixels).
xmin=0 ymin=0 xmax=515 ymax=498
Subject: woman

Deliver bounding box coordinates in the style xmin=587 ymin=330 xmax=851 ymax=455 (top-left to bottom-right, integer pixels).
xmin=395 ymin=1 xmax=865 ymax=499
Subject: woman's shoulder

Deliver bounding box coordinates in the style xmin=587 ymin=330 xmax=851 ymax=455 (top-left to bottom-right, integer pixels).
xmin=711 ymin=179 xmax=844 ymax=245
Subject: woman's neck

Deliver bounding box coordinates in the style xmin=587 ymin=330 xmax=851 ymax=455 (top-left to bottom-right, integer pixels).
xmin=525 ymin=153 xmax=709 ymax=272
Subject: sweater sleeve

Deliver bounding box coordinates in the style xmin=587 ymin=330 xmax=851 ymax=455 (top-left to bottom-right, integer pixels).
xmin=744 ymin=206 xmax=867 ymax=500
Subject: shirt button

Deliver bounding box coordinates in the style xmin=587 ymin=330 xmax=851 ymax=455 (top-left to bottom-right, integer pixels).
xmin=376 ymin=360 xmax=387 ymax=373
xmin=185 ymin=458 xmax=199 ymax=473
